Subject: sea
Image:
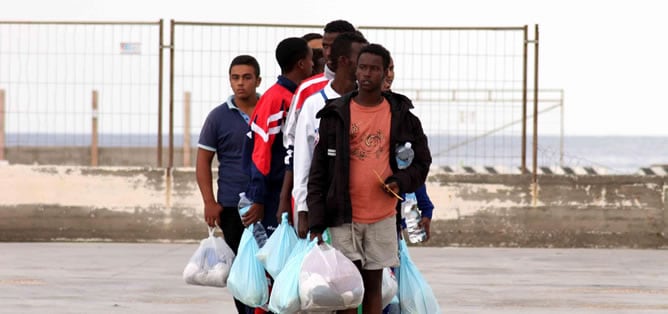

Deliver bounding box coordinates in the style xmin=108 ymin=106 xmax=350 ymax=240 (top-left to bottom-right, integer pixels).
xmin=5 ymin=133 xmax=668 ymax=175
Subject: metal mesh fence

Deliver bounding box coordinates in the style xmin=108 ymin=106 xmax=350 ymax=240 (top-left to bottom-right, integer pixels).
xmin=0 ymin=21 xmax=161 ymax=149
xmin=173 ymin=23 xmax=538 ymax=168
xmin=0 ymin=21 xmax=552 ymax=169
xmin=171 ymin=22 xmax=322 ymax=158
xmin=534 ymin=89 xmax=565 ymax=169
xmin=362 ymin=27 xmax=527 ymax=169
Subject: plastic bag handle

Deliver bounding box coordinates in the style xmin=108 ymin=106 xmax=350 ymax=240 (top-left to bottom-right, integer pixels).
xmin=208 ymin=224 xmax=221 ymax=237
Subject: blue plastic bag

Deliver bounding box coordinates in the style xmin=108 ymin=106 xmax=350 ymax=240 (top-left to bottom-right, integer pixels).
xmin=227 ymin=224 xmax=269 ymax=307
xmin=268 ymin=238 xmax=317 ymax=313
xmin=398 ymin=239 xmax=441 ymax=314
xmin=256 ymin=212 xmax=298 ymax=279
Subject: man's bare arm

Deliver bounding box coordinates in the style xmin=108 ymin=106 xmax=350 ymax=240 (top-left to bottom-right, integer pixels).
xmin=196 ymin=148 xmax=222 ymax=227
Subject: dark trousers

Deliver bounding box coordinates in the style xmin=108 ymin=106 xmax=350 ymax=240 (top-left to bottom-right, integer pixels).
xmin=258 ymin=182 xmax=282 ymax=238
xmin=222 ymin=201 xmax=277 ymax=314
xmin=220 ymin=205 xmax=254 ymax=314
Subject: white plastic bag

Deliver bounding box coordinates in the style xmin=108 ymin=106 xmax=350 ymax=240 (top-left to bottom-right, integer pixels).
xmin=183 ymin=226 xmax=235 ymax=287
xmin=256 ymin=212 xmax=298 ymax=278
xmin=382 ymin=267 xmax=398 ymax=308
xmin=227 ymin=224 xmax=270 ymax=307
xmin=268 ymin=238 xmax=316 ymax=313
xmin=299 ymin=242 xmax=364 ymax=311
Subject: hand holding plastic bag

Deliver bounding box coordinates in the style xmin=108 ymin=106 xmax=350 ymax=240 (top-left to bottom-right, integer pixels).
xmin=227 ymin=224 xmax=270 ymax=307
xmin=398 ymin=239 xmax=441 ymax=313
xmin=182 ymin=226 xmax=235 ymax=287
xmin=256 ymin=212 xmax=298 ymax=278
xmin=299 ymin=242 xmax=364 ymax=311
xmin=268 ymin=238 xmax=317 ymax=313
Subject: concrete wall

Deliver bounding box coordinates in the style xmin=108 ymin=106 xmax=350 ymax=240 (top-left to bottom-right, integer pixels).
xmin=1 ymin=165 xmax=667 ymax=248
xmin=427 ymin=173 xmax=668 ymax=248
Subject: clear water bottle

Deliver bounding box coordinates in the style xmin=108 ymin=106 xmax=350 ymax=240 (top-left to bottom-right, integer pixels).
xmin=396 ymin=142 xmax=414 ymax=170
xmin=396 ymin=142 xmax=426 ymax=243
xmin=238 ymin=192 xmax=268 ymax=248
xmin=402 ymin=192 xmax=426 ymax=243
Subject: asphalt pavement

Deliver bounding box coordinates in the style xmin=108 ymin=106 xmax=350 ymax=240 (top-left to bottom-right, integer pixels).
xmin=1 ymin=243 xmax=667 ymax=313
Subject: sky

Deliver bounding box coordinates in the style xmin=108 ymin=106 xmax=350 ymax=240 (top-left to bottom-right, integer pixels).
xmin=1 ymin=0 xmax=667 ymax=136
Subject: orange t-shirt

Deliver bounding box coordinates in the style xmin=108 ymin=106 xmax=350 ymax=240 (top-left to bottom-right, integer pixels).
xmin=349 ymin=98 xmax=398 ymax=223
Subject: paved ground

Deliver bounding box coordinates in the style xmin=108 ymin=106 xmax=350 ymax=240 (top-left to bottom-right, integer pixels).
xmin=1 ymin=243 xmax=667 ymax=313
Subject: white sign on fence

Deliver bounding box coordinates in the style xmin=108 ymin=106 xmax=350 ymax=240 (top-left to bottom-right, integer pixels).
xmin=120 ymin=42 xmax=141 ymax=55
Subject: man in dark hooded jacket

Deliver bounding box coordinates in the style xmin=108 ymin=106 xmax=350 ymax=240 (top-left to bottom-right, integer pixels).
xmin=307 ymin=43 xmax=431 ymax=313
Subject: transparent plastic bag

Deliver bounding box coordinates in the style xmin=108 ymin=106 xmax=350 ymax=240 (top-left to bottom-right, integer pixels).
xmin=382 ymin=267 xmax=398 ymax=308
xmin=182 ymin=226 xmax=235 ymax=287
xmin=398 ymin=239 xmax=441 ymax=314
xmin=227 ymin=224 xmax=270 ymax=307
xmin=268 ymin=238 xmax=316 ymax=313
xmin=256 ymin=212 xmax=298 ymax=278
xmin=299 ymin=242 xmax=364 ymax=311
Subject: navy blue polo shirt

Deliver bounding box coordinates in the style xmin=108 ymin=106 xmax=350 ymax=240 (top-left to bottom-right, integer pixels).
xmin=198 ymin=95 xmax=253 ymax=207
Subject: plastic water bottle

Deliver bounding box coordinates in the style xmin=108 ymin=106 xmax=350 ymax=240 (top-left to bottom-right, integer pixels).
xmin=402 ymin=192 xmax=427 ymax=243
xmin=396 ymin=142 xmax=426 ymax=243
xmin=396 ymin=142 xmax=414 ymax=170
xmin=238 ymin=192 xmax=268 ymax=248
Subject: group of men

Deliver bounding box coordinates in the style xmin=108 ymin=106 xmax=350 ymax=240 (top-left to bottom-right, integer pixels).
xmin=196 ymin=19 xmax=433 ymax=314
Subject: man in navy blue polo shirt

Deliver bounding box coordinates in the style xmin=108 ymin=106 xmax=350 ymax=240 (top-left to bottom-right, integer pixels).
xmin=196 ymin=55 xmax=261 ymax=314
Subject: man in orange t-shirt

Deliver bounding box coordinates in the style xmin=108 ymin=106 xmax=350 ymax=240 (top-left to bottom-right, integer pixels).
xmin=307 ymin=44 xmax=432 ymax=314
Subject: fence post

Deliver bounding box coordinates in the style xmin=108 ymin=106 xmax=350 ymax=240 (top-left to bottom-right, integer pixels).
xmin=560 ymin=90 xmax=565 ymax=166
xmin=168 ymin=19 xmax=175 ymax=170
xmin=0 ymin=89 xmax=5 ymax=162
xmin=521 ymin=25 xmax=528 ymax=174
xmin=531 ymin=25 xmax=540 ymax=207
xmin=91 ymin=90 xmax=99 ymax=166
xmin=663 ymin=183 xmax=668 ymax=237
xmin=183 ymin=92 xmax=191 ymax=167
xmin=157 ymin=19 xmax=164 ymax=168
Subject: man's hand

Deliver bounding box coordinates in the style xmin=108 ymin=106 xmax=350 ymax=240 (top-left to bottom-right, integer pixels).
xmin=382 ymin=181 xmax=401 ymax=199
xmin=277 ymin=171 xmax=294 ymax=224
xmin=204 ymin=201 xmax=222 ymax=227
xmin=309 ymin=231 xmax=324 ymax=244
xmin=277 ymin=195 xmax=292 ymax=224
xmin=419 ymin=217 xmax=431 ymax=242
xmin=297 ymin=212 xmax=309 ymax=239
xmin=242 ymin=203 xmax=264 ymax=227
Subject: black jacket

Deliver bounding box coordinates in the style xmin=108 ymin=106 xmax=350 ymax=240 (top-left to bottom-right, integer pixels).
xmin=307 ymin=90 xmax=432 ymax=233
